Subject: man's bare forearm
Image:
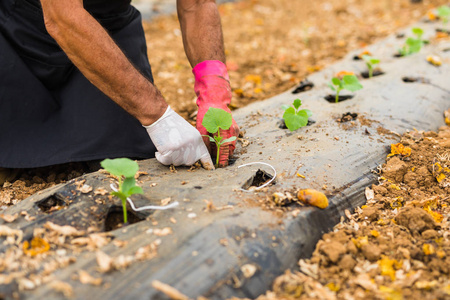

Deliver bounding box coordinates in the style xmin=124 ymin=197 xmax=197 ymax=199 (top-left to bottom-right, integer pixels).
xmin=177 ymin=0 xmax=226 ymax=67
xmin=41 ymin=0 xmax=167 ymax=126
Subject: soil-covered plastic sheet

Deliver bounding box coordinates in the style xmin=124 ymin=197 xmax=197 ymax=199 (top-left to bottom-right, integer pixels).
xmin=248 ymin=122 xmax=450 ymax=300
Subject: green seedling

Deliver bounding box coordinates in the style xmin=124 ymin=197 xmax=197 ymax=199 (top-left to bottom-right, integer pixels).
xmin=437 ymin=5 xmax=450 ymax=25
xmin=281 ymin=98 xmax=312 ymax=131
xmin=362 ymin=55 xmax=380 ymax=78
xmin=398 ymin=27 xmax=427 ymax=56
xmin=328 ymin=74 xmax=363 ymax=103
xmin=202 ymin=108 xmax=237 ymax=167
xmin=100 ymin=158 xmax=143 ymax=224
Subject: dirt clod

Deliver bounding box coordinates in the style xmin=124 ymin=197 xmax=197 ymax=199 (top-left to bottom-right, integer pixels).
xmin=383 ymin=157 xmax=408 ymax=182
xmin=395 ymin=207 xmax=436 ymax=235
xmin=319 ymin=241 xmax=346 ymax=264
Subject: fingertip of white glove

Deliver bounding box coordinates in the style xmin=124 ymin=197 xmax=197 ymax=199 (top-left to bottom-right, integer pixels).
xmin=199 ymin=153 xmax=215 ymax=170
xmin=155 ymin=151 xmax=174 ymax=166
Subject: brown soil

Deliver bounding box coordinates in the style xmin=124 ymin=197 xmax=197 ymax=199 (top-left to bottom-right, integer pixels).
xmin=0 ymin=163 xmax=95 ymax=210
xmin=237 ymin=122 xmax=450 ymax=299
xmin=144 ymin=0 xmax=449 ymax=121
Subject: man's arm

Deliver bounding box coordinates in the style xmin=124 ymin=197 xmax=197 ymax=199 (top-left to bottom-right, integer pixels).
xmin=177 ymin=0 xmax=239 ymax=167
xmin=40 ymin=0 xmax=167 ymax=126
xmin=40 ymin=0 xmax=214 ymax=169
xmin=177 ymin=0 xmax=226 ymax=67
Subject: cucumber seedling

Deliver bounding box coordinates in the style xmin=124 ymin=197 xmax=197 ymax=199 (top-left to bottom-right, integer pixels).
xmin=329 ymin=73 xmax=363 ymax=103
xmin=398 ymin=27 xmax=427 ymax=56
xmin=101 ymin=158 xmax=143 ymax=224
xmin=202 ymin=108 xmax=237 ymax=167
xmin=437 ymin=5 xmax=450 ymax=25
xmin=362 ymin=55 xmax=380 ymax=78
xmin=281 ymin=98 xmax=312 ymax=131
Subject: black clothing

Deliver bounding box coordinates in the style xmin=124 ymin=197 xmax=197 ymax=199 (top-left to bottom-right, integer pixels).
xmin=0 ymin=0 xmax=157 ymax=168
xmin=84 ymin=0 xmax=132 ymax=15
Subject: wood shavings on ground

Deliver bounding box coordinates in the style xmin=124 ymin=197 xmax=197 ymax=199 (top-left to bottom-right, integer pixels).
xmin=77 ymin=270 xmax=103 ymax=286
xmin=151 ymin=280 xmax=189 ymax=300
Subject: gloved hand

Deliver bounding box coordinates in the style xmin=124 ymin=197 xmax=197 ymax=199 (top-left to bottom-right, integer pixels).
xmin=144 ymin=106 xmax=214 ymax=170
xmin=193 ymin=60 xmax=239 ymax=167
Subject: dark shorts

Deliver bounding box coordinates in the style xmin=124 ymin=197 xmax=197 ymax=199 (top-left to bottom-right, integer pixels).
xmin=0 ymin=0 xmax=157 ymax=168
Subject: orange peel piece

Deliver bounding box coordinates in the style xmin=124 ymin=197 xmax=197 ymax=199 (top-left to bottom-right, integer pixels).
xmin=23 ymin=237 xmax=50 ymax=256
xmin=335 ymin=70 xmax=354 ymax=78
xmin=387 ymin=143 xmax=411 ymax=157
xmin=297 ymin=189 xmax=328 ymax=209
xmin=426 ymin=55 xmax=442 ymax=66
xmin=427 ymin=10 xmax=437 ymax=21
xmin=358 ymin=50 xmax=372 ymax=59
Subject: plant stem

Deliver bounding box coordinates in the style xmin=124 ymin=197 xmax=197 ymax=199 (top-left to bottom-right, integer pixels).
xmin=335 ymin=88 xmax=340 ymax=103
xmin=369 ymin=66 xmax=373 ymax=78
xmin=215 ymin=130 xmax=221 ymax=167
xmin=121 ymin=196 xmax=128 ymax=224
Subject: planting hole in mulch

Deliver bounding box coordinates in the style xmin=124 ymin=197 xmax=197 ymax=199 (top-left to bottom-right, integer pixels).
xmin=324 ymin=94 xmax=354 ymax=103
xmin=104 ymin=206 xmax=145 ymax=232
xmin=436 ymin=28 xmax=450 ymax=34
xmin=337 ymin=112 xmax=358 ymax=123
xmin=277 ymin=118 xmax=315 ymax=130
xmin=36 ymin=194 xmax=67 ymax=213
xmin=228 ymin=158 xmax=237 ymax=166
xmin=291 ymin=79 xmax=314 ymax=94
xmin=241 ymin=169 xmax=275 ymax=190
xmin=402 ymin=76 xmax=430 ymax=83
xmin=361 ymin=70 xmax=385 ymax=79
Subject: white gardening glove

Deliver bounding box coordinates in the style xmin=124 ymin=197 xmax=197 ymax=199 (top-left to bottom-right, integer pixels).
xmin=144 ymin=106 xmax=214 ymax=170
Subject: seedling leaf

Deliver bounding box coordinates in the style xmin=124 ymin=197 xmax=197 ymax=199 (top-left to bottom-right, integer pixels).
xmin=412 ymin=27 xmax=424 ymax=38
xmin=202 ymin=108 xmax=236 ymax=167
xmin=122 ymin=177 xmax=136 ymax=196
xmin=437 ymin=5 xmax=450 ymax=24
xmin=281 ymin=104 xmax=290 ymax=111
xmin=101 ymin=158 xmax=139 ymax=178
xmin=100 ymin=157 xmax=143 ymax=224
xmin=304 ymin=109 xmax=313 ymax=118
xmin=342 ymin=75 xmax=363 ymax=92
xmin=222 ymin=136 xmax=237 ymax=144
xmin=293 ymin=99 xmax=302 ymax=110
xmin=111 ymin=191 xmax=125 ymax=200
xmin=202 ymin=108 xmax=232 ymax=134
xmin=282 ymin=99 xmax=311 ymax=132
xmin=283 ymin=109 xmax=308 ymax=131
xmin=328 ymin=83 xmax=336 ymax=91
xmin=297 ymin=110 xmax=310 ymax=122
xmin=127 ymin=186 xmax=143 ymax=196
xmin=406 ymin=37 xmax=422 ymax=54
xmin=331 ymin=77 xmax=341 ymax=86
xmin=362 ymin=55 xmax=380 ymax=65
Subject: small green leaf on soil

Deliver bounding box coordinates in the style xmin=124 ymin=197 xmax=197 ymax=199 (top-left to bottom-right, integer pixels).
xmin=283 ymin=108 xmax=308 ymax=131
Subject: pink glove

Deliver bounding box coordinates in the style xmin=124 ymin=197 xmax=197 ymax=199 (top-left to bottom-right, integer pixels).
xmin=193 ymin=60 xmax=239 ymax=167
